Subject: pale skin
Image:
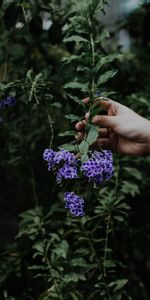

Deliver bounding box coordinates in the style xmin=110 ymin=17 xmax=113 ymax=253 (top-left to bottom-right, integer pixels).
xmin=75 ymin=98 xmax=150 ymax=155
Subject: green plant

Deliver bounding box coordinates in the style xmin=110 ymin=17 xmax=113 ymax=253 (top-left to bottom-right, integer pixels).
xmin=0 ymin=1 xmax=150 ymax=300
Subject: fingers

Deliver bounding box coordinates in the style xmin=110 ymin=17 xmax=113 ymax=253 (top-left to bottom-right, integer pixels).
xmin=92 ymin=115 xmax=117 ymax=128
xmin=82 ymin=97 xmax=118 ymax=111
xmin=82 ymin=97 xmax=89 ymax=104
xmin=75 ymin=132 xmax=84 ymax=141
xmin=97 ymin=138 xmax=111 ymax=148
xmin=99 ymin=128 xmax=108 ymax=138
xmin=75 ymin=119 xmax=86 ymax=131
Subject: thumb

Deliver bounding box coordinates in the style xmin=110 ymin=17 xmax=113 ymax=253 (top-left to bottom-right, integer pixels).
xmin=92 ymin=115 xmax=118 ymax=128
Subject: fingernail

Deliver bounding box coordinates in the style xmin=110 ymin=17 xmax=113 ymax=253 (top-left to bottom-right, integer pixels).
xmin=99 ymin=96 xmax=110 ymax=101
xmin=85 ymin=112 xmax=90 ymax=120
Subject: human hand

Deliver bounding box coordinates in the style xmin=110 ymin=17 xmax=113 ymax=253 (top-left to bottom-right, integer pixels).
xmin=75 ymin=98 xmax=150 ymax=155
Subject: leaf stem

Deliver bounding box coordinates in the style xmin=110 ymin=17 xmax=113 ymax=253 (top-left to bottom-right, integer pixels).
xmin=88 ymin=17 xmax=96 ymax=103
xmin=47 ymin=113 xmax=54 ymax=148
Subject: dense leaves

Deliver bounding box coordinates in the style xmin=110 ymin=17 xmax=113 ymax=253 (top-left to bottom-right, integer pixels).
xmin=0 ymin=1 xmax=150 ymax=300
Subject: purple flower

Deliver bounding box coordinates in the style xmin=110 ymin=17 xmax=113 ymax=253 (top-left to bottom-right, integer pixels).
xmin=64 ymin=192 xmax=85 ymax=217
xmin=0 ymin=96 xmax=16 ymax=109
xmin=43 ymin=148 xmax=79 ymax=182
xmin=43 ymin=148 xmax=56 ymax=170
xmin=91 ymin=150 xmax=113 ymax=162
xmin=56 ymin=164 xmax=78 ymax=183
xmin=53 ymin=149 xmax=77 ymax=165
xmin=43 ymin=148 xmax=56 ymax=162
xmin=81 ymin=150 xmax=113 ymax=184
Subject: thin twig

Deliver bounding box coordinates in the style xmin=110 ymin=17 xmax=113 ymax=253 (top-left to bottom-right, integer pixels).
xmin=47 ymin=113 xmax=54 ymax=148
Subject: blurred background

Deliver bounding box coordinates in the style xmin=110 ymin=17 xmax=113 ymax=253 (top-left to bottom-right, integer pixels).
xmin=0 ymin=1 xmax=150 ymax=299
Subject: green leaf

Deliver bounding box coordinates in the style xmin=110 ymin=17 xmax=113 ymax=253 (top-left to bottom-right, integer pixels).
xmin=79 ymin=140 xmax=89 ymax=154
xmin=62 ymin=55 xmax=80 ymax=64
xmin=81 ymin=153 xmax=89 ymax=162
xmin=108 ymin=279 xmax=128 ymax=292
xmin=63 ymin=35 xmax=89 ymax=43
xmin=95 ymin=54 xmax=122 ymax=73
xmin=70 ymin=257 xmax=87 ymax=267
xmin=97 ymin=70 xmax=118 ymax=86
xmin=67 ymin=94 xmax=85 ymax=107
xmin=63 ymin=272 xmax=86 ymax=283
xmin=54 ymin=240 xmax=69 ymax=259
xmin=33 ymin=242 xmax=44 ymax=254
xmin=59 ymin=131 xmax=76 ymax=137
xmin=77 ymin=65 xmax=90 ymax=72
xmin=96 ymin=29 xmax=110 ymax=43
xmin=86 ymin=125 xmax=99 ymax=145
xmin=121 ymin=181 xmax=140 ymax=197
xmin=123 ymin=167 xmax=142 ymax=180
xmin=64 ymin=81 xmax=86 ymax=90
xmin=89 ymin=99 xmax=105 ymax=121
xmin=65 ymin=114 xmax=81 ymax=122
xmin=69 ymin=292 xmax=80 ymax=300
xmin=61 ymin=143 xmax=78 ymax=152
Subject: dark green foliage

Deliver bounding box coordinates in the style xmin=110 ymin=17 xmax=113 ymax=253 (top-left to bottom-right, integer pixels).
xmin=0 ymin=1 xmax=150 ymax=300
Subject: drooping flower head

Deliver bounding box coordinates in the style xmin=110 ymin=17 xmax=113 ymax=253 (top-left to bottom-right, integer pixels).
xmin=0 ymin=96 xmax=16 ymax=108
xmin=56 ymin=164 xmax=78 ymax=183
xmin=64 ymin=192 xmax=85 ymax=217
xmin=43 ymin=148 xmax=114 ymax=217
xmin=81 ymin=150 xmax=113 ymax=184
xmin=43 ymin=148 xmax=79 ymax=183
xmin=53 ymin=149 xmax=77 ymax=165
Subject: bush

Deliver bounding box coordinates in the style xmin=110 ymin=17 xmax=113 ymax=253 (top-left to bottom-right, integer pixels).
xmin=0 ymin=1 xmax=150 ymax=299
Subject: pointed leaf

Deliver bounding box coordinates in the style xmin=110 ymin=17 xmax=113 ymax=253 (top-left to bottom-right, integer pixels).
xmin=64 ymin=81 xmax=85 ymax=90
xmin=63 ymin=35 xmax=89 ymax=43
xmin=61 ymin=143 xmax=78 ymax=152
xmin=65 ymin=114 xmax=81 ymax=123
xmin=86 ymin=125 xmax=99 ymax=145
xmin=59 ymin=131 xmax=76 ymax=137
xmin=95 ymin=54 xmax=122 ymax=73
xmin=97 ymin=70 xmax=118 ymax=86
xmin=79 ymin=140 xmax=89 ymax=154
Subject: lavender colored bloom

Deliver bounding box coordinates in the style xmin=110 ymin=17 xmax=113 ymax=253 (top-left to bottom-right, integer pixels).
xmin=43 ymin=148 xmax=79 ymax=183
xmin=81 ymin=150 xmax=113 ymax=184
xmin=53 ymin=149 xmax=77 ymax=165
xmin=43 ymin=148 xmax=56 ymax=170
xmin=64 ymin=192 xmax=85 ymax=217
xmin=91 ymin=150 xmax=113 ymax=162
xmin=43 ymin=148 xmax=56 ymax=162
xmin=56 ymin=164 xmax=78 ymax=183
xmin=81 ymin=159 xmax=103 ymax=180
xmin=0 ymin=96 xmax=16 ymax=109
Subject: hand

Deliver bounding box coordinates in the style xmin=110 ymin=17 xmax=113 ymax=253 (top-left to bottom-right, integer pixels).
xmin=75 ymin=98 xmax=150 ymax=155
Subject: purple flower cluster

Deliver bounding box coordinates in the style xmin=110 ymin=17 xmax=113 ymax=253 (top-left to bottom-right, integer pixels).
xmin=43 ymin=148 xmax=113 ymax=217
xmin=43 ymin=148 xmax=78 ymax=183
xmin=56 ymin=164 xmax=78 ymax=184
xmin=0 ymin=96 xmax=16 ymax=124
xmin=0 ymin=96 xmax=16 ymax=108
xmin=81 ymin=150 xmax=113 ymax=184
xmin=64 ymin=192 xmax=85 ymax=217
